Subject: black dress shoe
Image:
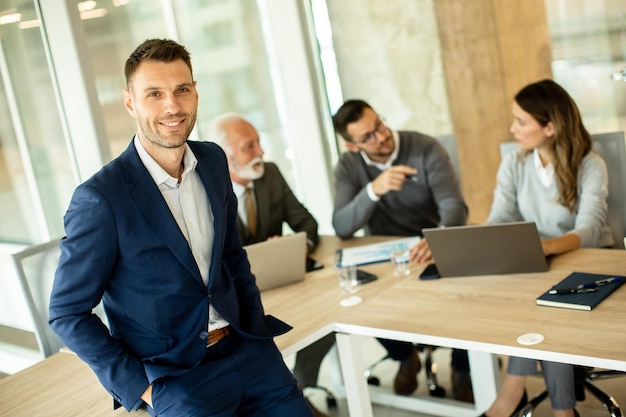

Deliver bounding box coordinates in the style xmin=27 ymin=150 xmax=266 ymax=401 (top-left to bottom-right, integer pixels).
xmin=393 ymin=348 xmax=422 ymax=395
xmin=452 ymin=369 xmax=474 ymax=402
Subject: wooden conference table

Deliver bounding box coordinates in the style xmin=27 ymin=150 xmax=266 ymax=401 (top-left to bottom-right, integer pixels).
xmin=334 ymin=247 xmax=626 ymax=417
xmin=1 ymin=236 xmax=625 ymax=417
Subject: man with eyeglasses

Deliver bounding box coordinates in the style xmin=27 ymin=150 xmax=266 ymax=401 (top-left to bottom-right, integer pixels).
xmin=331 ymin=99 xmax=471 ymax=399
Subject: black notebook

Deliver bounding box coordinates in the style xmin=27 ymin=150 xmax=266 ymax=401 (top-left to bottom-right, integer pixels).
xmin=536 ymin=272 xmax=625 ymax=311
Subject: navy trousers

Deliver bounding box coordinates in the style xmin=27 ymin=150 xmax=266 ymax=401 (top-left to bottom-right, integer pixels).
xmin=147 ymin=331 xmax=313 ymax=417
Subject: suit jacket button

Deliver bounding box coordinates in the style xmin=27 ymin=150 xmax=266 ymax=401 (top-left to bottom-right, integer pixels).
xmin=199 ymin=330 xmax=209 ymax=340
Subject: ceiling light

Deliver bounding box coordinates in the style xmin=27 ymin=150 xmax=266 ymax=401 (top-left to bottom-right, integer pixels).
xmin=0 ymin=12 xmax=21 ymax=25
xmin=80 ymin=8 xmax=108 ymax=20
xmin=77 ymin=1 xmax=97 ymax=12
xmin=18 ymin=19 xmax=39 ymax=29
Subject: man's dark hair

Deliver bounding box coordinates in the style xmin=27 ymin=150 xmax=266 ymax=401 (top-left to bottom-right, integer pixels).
xmin=332 ymin=99 xmax=374 ymax=141
xmin=124 ymin=39 xmax=193 ymax=86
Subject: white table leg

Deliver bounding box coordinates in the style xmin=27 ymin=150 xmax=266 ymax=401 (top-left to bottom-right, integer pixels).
xmin=469 ymin=350 xmax=501 ymax=413
xmin=336 ymin=333 xmax=374 ymax=417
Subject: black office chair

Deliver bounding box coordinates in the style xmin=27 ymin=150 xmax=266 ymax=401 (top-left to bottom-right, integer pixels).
xmin=518 ymin=367 xmax=623 ymax=417
xmin=302 ymin=385 xmax=338 ymax=410
xmin=501 ymin=132 xmax=626 ymax=417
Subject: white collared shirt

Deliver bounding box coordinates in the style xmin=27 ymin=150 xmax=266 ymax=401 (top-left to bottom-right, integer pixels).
xmin=533 ymin=148 xmax=555 ymax=188
xmin=134 ymin=136 xmax=228 ymax=331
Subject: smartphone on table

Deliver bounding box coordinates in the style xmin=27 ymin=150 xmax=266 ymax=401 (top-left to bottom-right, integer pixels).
xmin=419 ymin=263 xmax=440 ymax=280
xmin=356 ymin=269 xmax=378 ymax=285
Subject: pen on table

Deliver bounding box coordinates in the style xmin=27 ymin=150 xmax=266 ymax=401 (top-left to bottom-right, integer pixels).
xmin=548 ymin=287 xmax=597 ymax=295
xmin=548 ymin=276 xmax=624 ymax=295
xmin=576 ymin=276 xmax=624 ymax=289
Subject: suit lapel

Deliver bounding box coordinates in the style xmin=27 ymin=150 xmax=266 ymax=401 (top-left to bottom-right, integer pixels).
xmin=121 ymin=142 xmax=203 ymax=284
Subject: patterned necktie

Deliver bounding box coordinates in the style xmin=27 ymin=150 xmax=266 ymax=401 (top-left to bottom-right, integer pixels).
xmin=244 ymin=187 xmax=257 ymax=238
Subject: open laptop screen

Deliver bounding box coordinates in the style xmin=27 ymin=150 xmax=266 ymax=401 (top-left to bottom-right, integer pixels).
xmin=423 ymin=222 xmax=548 ymax=277
xmin=244 ymin=232 xmax=307 ymax=291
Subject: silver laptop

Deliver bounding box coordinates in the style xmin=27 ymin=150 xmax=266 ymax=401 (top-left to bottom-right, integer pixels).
xmin=422 ymin=222 xmax=548 ymax=277
xmin=244 ymin=232 xmax=307 ymax=291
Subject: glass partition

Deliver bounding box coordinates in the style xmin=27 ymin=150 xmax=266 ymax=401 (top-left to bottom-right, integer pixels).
xmin=546 ymin=0 xmax=626 ymax=134
xmin=0 ymin=0 xmax=72 ymax=244
xmin=78 ymin=0 xmax=294 ymax=186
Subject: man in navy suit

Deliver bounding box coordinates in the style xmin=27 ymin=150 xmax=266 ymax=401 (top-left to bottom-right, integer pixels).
xmin=49 ymin=38 xmax=313 ymax=417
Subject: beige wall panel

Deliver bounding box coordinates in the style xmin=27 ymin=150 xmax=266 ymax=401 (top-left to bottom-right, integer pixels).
xmin=435 ymin=0 xmax=552 ymax=223
xmin=493 ymin=1 xmax=553 ymax=107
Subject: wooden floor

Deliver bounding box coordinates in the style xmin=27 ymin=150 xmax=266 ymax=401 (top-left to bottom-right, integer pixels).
xmin=300 ymin=338 xmax=626 ymax=417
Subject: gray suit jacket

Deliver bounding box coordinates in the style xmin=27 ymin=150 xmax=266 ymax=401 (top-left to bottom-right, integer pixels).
xmin=237 ymin=162 xmax=319 ymax=250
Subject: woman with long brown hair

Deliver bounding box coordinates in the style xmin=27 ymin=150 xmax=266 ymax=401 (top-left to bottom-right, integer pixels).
xmin=479 ymin=79 xmax=613 ymax=417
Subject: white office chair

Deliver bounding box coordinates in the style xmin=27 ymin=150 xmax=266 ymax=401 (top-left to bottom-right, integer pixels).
xmin=11 ymin=238 xmax=108 ymax=358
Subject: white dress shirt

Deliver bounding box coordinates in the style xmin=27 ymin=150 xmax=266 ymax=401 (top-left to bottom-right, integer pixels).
xmin=134 ymin=136 xmax=229 ymax=331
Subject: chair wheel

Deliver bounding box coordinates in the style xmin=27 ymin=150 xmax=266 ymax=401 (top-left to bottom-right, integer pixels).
xmin=326 ymin=396 xmax=337 ymax=408
xmin=429 ymin=385 xmax=446 ymax=397
xmin=367 ymin=376 xmax=380 ymax=386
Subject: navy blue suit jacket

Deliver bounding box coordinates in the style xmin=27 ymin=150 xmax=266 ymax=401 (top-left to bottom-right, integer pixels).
xmin=49 ymin=139 xmax=291 ymax=411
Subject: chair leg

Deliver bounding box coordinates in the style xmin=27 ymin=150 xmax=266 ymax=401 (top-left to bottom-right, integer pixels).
xmin=583 ymin=378 xmax=623 ymax=417
xmin=364 ymin=355 xmax=389 ymax=386
xmin=518 ymin=390 xmax=548 ymax=417
xmin=422 ymin=346 xmax=446 ymax=397
xmin=519 ymin=379 xmax=622 ymax=417
xmin=303 ymin=384 xmax=338 ymax=412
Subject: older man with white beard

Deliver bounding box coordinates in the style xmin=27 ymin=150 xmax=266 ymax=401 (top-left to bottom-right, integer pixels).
xmin=208 ymin=113 xmax=319 ymax=252
xmin=209 ymin=113 xmax=330 ymax=417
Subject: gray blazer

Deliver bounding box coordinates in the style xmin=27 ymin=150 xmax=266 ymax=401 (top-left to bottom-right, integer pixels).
xmin=332 ymin=131 xmax=468 ymax=238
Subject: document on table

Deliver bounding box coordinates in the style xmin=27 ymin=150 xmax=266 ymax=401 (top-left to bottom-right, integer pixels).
xmin=335 ymin=236 xmax=421 ymax=267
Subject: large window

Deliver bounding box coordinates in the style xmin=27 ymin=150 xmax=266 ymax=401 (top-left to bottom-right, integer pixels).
xmin=0 ymin=0 xmax=335 ymax=359
xmin=79 ymin=0 xmax=169 ymax=159
xmin=172 ymin=0 xmax=290 ymax=172
xmin=79 ymin=0 xmax=297 ymax=189
xmin=546 ymin=0 xmax=626 ymax=134
xmin=0 ymin=0 xmax=73 ymax=244
xmin=0 ymin=0 xmax=334 ymax=247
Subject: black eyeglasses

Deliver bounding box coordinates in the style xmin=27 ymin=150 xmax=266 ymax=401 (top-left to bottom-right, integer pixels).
xmin=352 ymin=118 xmax=387 ymax=145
